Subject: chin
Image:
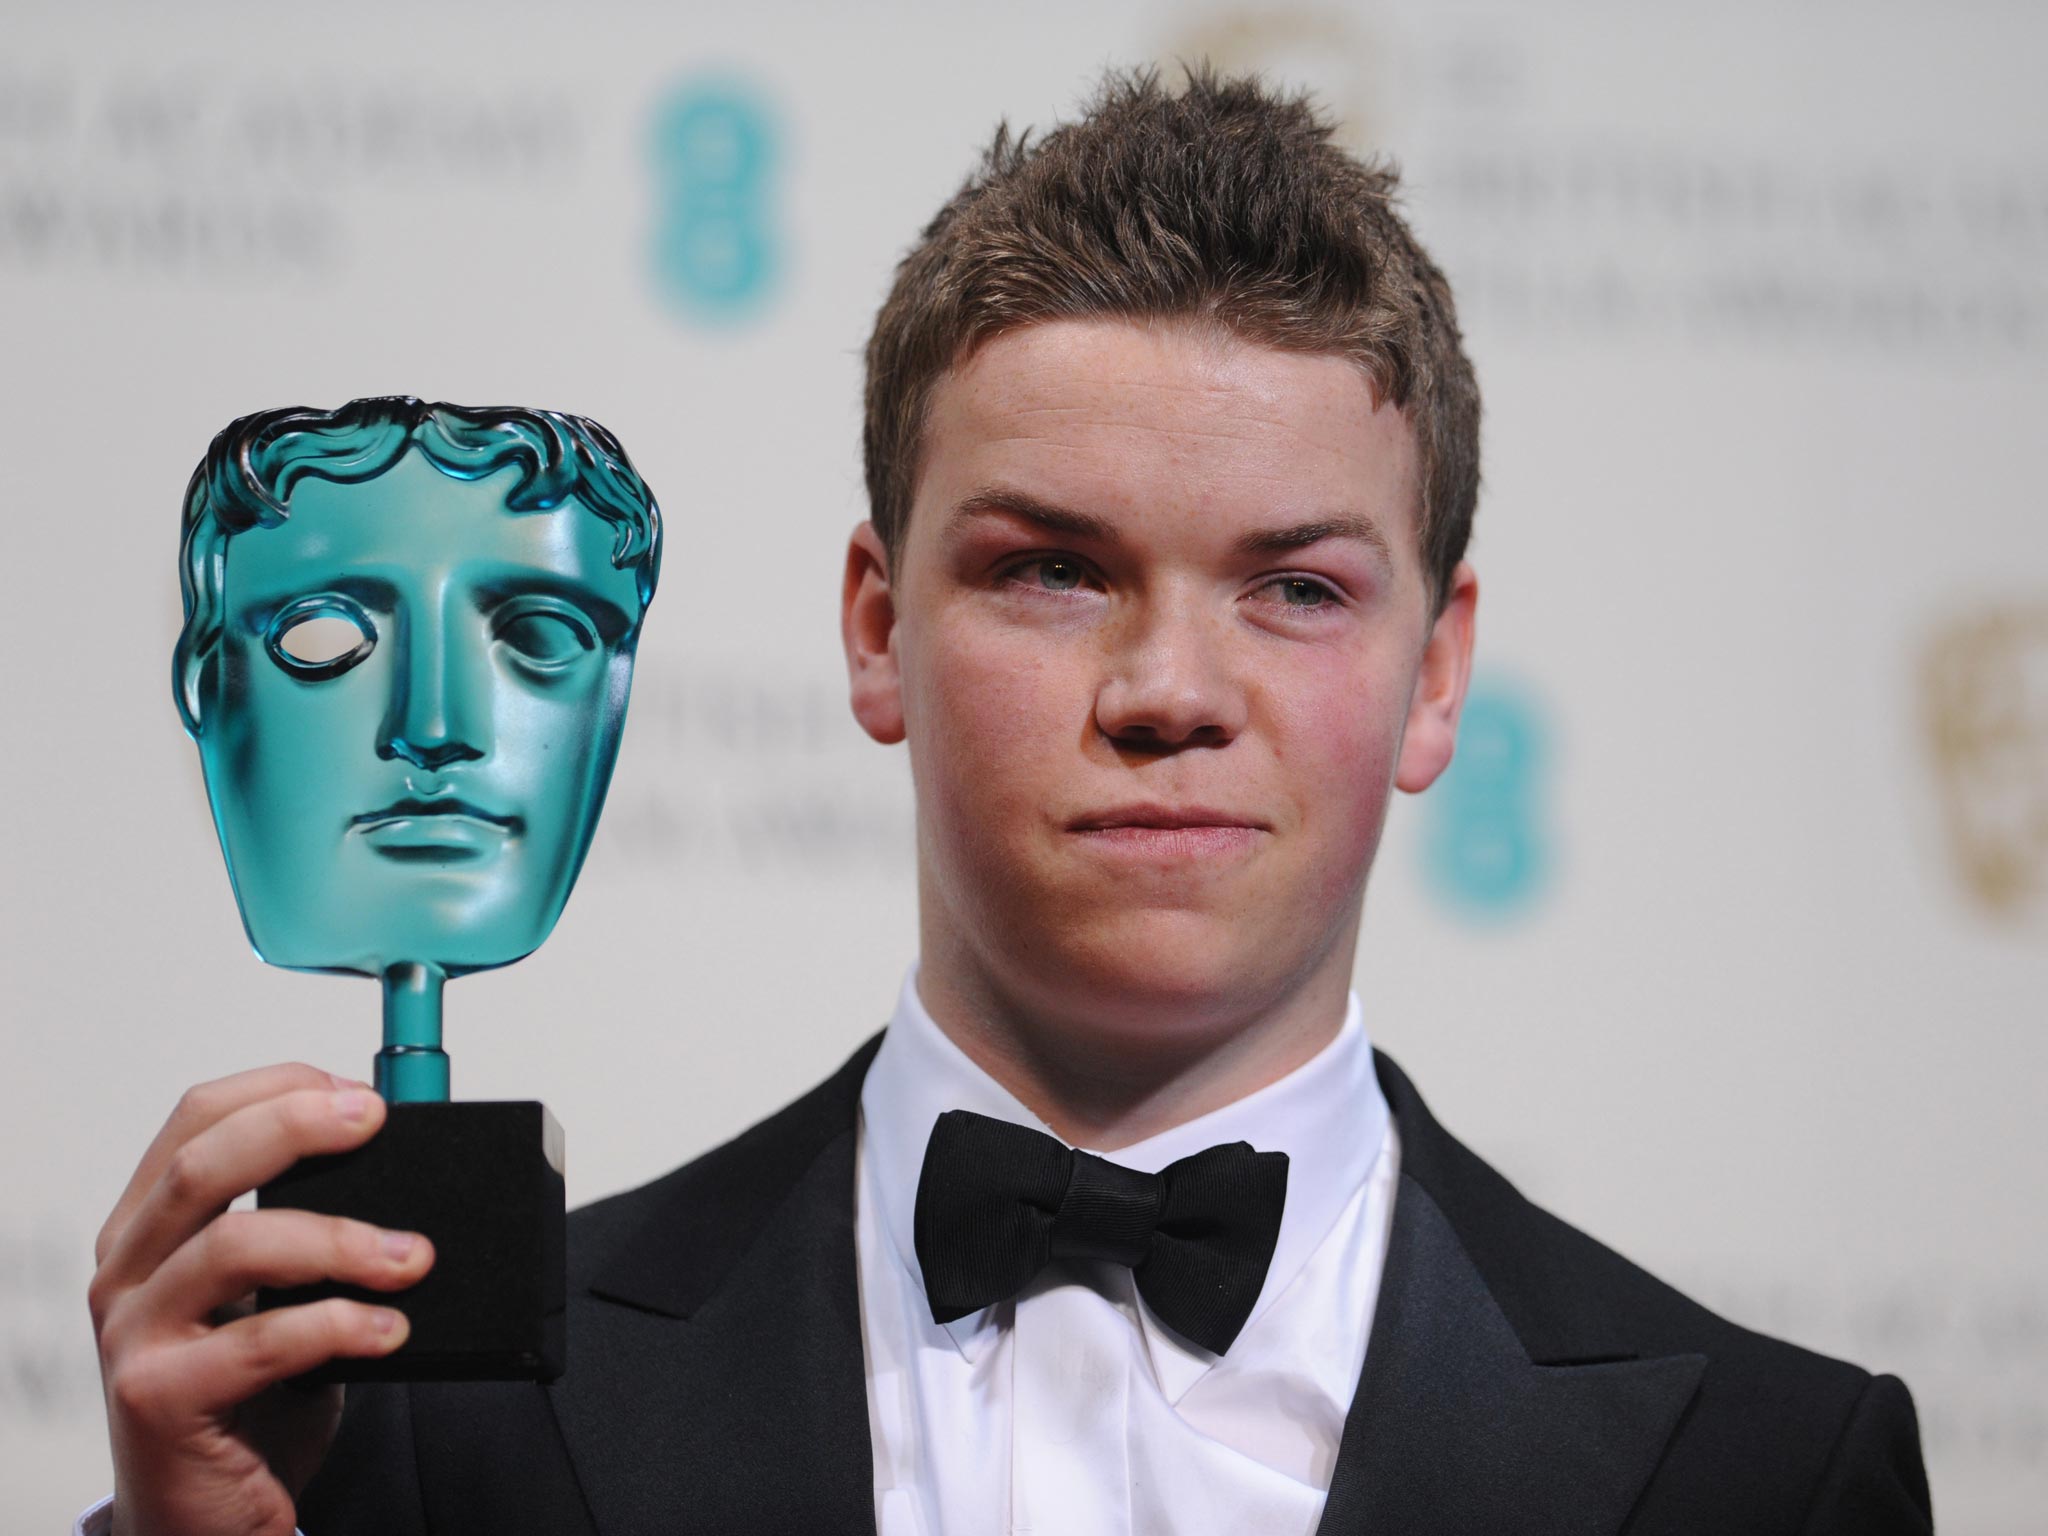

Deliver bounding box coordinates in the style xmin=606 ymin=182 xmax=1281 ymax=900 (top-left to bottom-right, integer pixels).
xmin=1018 ymin=908 xmax=1300 ymax=1036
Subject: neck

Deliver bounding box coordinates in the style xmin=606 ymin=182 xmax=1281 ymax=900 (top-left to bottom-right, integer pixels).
xmin=377 ymin=962 xmax=450 ymax=1103
xmin=914 ymin=921 xmax=1359 ymax=1151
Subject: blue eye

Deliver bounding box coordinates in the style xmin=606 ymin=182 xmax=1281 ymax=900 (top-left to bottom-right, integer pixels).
xmin=1034 ymin=559 xmax=1086 ymax=591
xmin=1003 ymin=556 xmax=1090 ymax=593
xmin=1274 ymin=578 xmax=1334 ymax=608
xmin=267 ymin=599 xmax=376 ymax=680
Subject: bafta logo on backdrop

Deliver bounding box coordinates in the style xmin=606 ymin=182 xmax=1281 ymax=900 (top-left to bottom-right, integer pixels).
xmin=1163 ymin=9 xmax=1386 ymax=153
xmin=1921 ymin=600 xmax=2048 ymax=924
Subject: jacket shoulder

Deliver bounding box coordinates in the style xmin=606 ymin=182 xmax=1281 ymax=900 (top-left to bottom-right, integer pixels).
xmin=1377 ymin=1050 xmax=1866 ymax=1382
xmin=1375 ymin=1051 xmax=1932 ymax=1532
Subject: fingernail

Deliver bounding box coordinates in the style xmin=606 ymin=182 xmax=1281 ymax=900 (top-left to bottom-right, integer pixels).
xmin=372 ymin=1308 xmax=408 ymax=1339
xmin=381 ymin=1230 xmax=418 ymax=1261
xmin=332 ymin=1090 xmax=371 ymax=1121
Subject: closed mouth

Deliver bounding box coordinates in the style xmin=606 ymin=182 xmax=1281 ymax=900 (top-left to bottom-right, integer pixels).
xmin=351 ymin=797 xmax=522 ymax=833
xmin=349 ymin=798 xmax=524 ymax=860
xmin=1068 ymin=804 xmax=1269 ymax=832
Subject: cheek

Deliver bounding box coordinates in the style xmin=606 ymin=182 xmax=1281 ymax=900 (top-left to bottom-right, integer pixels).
xmin=224 ymin=648 xmax=382 ymax=807
xmin=1266 ymin=657 xmax=1409 ymax=848
xmin=493 ymin=670 xmax=615 ymax=813
xmin=908 ymin=614 xmax=1075 ymax=829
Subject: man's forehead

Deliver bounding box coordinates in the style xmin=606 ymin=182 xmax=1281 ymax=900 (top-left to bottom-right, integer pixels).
xmin=918 ymin=318 xmax=1423 ymax=550
xmin=946 ymin=318 xmax=1381 ymax=424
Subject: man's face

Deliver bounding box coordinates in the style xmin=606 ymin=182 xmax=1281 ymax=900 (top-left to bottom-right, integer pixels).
xmin=197 ymin=451 xmax=645 ymax=977
xmin=844 ymin=318 xmax=1477 ymax=1045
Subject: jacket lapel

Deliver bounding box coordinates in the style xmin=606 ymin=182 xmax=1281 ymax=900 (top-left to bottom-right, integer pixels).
xmin=543 ymin=1037 xmax=1701 ymax=1536
xmin=1315 ymin=1174 xmax=1703 ymax=1535
xmin=1315 ymin=1055 xmax=1705 ymax=1535
xmin=549 ymin=1038 xmax=883 ymax=1536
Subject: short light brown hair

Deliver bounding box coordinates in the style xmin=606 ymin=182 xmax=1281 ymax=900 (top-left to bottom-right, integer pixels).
xmin=863 ymin=65 xmax=1480 ymax=614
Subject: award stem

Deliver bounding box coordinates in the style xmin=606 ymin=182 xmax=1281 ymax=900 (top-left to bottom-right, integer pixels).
xmin=376 ymin=962 xmax=450 ymax=1103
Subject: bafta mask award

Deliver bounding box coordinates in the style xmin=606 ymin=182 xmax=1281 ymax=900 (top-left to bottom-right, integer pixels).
xmin=174 ymin=398 xmax=662 ymax=1381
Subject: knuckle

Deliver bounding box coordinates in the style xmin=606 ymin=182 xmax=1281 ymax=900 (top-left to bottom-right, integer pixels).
xmin=170 ymin=1083 xmax=217 ymax=1131
xmin=280 ymin=1089 xmax=335 ymax=1142
xmin=235 ymin=1296 xmax=358 ymax=1381
xmin=301 ymin=1302 xmax=358 ymax=1368
xmin=86 ymin=1267 xmax=120 ymax=1333
xmin=200 ymin=1209 xmax=258 ymax=1276
xmin=334 ymin=1217 xmax=379 ymax=1270
xmin=106 ymin=1356 xmax=168 ymax=1425
xmin=95 ymin=1291 xmax=143 ymax=1370
xmin=233 ymin=1308 xmax=293 ymax=1381
xmin=159 ymin=1145 xmax=209 ymax=1206
xmin=327 ymin=1295 xmax=373 ymax=1335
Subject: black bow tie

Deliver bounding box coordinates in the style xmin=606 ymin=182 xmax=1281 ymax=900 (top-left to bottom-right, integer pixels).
xmin=912 ymin=1108 xmax=1289 ymax=1356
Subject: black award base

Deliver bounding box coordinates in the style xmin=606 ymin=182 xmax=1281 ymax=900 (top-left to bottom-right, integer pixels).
xmin=256 ymin=1101 xmax=565 ymax=1383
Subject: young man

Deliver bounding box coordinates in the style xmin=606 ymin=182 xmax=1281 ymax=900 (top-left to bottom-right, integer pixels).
xmin=85 ymin=69 xmax=1932 ymax=1535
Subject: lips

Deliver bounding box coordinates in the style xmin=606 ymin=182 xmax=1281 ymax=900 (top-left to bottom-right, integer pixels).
xmin=1066 ymin=804 xmax=1269 ymax=861
xmin=1068 ymin=804 xmax=1270 ymax=832
xmin=349 ymin=797 xmax=524 ymax=861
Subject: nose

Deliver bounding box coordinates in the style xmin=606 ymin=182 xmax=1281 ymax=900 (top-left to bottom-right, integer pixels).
xmin=1093 ymin=586 xmax=1247 ymax=752
xmin=378 ymin=591 xmax=488 ymax=773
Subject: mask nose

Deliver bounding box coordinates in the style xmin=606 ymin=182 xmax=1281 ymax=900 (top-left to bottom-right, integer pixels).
xmin=378 ymin=595 xmax=488 ymax=772
xmin=384 ymin=735 xmax=483 ymax=773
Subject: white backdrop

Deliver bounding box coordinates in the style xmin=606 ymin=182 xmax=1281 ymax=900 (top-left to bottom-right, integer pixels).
xmin=3 ymin=2 xmax=2043 ymax=1529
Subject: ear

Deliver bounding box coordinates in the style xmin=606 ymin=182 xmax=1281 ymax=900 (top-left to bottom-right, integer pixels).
xmin=174 ymin=633 xmax=214 ymax=739
xmin=1394 ymin=560 xmax=1478 ymax=794
xmin=842 ymin=520 xmax=905 ymax=745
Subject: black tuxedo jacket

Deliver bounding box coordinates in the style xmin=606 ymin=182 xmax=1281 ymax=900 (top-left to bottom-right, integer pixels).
xmin=299 ymin=1038 xmax=1932 ymax=1534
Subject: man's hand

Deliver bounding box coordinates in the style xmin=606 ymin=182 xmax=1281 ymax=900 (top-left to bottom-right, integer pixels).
xmin=89 ymin=1064 xmax=435 ymax=1536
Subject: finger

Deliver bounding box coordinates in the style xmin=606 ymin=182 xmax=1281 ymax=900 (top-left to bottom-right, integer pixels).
xmin=119 ymin=1209 xmax=433 ymax=1345
xmin=97 ymin=1063 xmax=357 ymax=1268
xmin=97 ymin=1086 xmax=387 ymax=1298
xmin=111 ymin=1297 xmax=408 ymax=1426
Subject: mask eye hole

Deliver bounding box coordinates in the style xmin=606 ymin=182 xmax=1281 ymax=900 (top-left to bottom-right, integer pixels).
xmin=267 ymin=601 xmax=376 ymax=680
xmin=493 ymin=600 xmax=597 ymax=675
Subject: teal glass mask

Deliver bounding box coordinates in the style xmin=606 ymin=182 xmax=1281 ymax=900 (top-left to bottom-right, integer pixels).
xmin=175 ymin=399 xmax=662 ymax=1101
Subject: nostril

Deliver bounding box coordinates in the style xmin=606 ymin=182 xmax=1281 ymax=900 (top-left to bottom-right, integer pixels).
xmin=421 ymin=742 xmax=482 ymax=771
xmin=381 ymin=737 xmax=483 ymax=772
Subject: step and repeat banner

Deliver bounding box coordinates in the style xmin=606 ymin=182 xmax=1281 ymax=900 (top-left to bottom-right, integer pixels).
xmin=3 ymin=2 xmax=2042 ymax=1528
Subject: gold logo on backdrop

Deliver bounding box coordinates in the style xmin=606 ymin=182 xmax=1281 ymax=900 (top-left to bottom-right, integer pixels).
xmin=1166 ymin=10 xmax=1384 ymax=152
xmin=1921 ymin=602 xmax=2048 ymax=920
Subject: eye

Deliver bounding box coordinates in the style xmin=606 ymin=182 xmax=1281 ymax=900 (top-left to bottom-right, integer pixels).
xmin=493 ymin=600 xmax=597 ymax=674
xmin=1002 ymin=556 xmax=1094 ymax=593
xmin=266 ymin=599 xmax=376 ymax=680
xmin=1260 ymin=576 xmax=1342 ymax=612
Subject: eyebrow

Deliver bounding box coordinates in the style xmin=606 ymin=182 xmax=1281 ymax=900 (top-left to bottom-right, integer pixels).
xmin=235 ymin=572 xmax=398 ymax=625
xmin=949 ymin=488 xmax=1121 ymax=544
xmin=949 ymin=486 xmax=1395 ymax=567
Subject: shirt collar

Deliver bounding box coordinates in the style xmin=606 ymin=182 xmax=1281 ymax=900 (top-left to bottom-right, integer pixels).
xmin=858 ymin=961 xmax=1389 ymax=1400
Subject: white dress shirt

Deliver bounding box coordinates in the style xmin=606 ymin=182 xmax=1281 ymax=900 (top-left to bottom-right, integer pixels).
xmin=858 ymin=964 xmax=1399 ymax=1536
xmin=78 ymin=964 xmax=1397 ymax=1536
